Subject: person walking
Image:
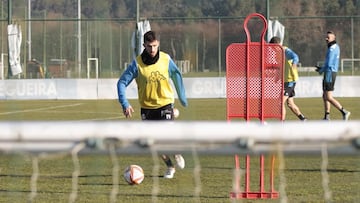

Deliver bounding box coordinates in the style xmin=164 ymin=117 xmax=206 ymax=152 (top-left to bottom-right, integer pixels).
xmin=117 ymin=30 xmax=188 ymax=178
xmin=316 ymin=31 xmax=350 ymax=121
xmin=269 ymin=36 xmax=307 ymax=121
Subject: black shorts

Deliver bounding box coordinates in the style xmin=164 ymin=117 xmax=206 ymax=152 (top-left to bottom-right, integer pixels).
xmin=323 ymin=72 xmax=337 ymax=91
xmin=141 ymin=104 xmax=174 ymax=121
xmin=284 ymin=82 xmax=296 ymax=98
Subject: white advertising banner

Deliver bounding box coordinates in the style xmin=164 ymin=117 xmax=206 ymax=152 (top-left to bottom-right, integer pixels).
xmin=183 ymin=77 xmax=226 ymax=98
xmin=0 ymin=77 xmax=358 ymax=100
xmin=0 ymin=79 xmax=57 ymax=99
xmin=295 ymin=76 xmax=360 ymax=98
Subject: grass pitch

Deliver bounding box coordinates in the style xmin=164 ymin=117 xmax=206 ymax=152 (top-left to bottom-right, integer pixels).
xmin=0 ymin=98 xmax=359 ymax=202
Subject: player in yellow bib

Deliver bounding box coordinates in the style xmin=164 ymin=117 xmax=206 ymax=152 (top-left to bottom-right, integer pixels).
xmin=270 ymin=36 xmax=307 ymax=121
xmin=117 ymin=31 xmax=188 ymax=178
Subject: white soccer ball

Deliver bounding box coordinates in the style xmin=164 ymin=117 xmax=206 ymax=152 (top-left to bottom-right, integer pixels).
xmin=173 ymin=108 xmax=180 ymax=118
xmin=123 ymin=165 xmax=144 ymax=185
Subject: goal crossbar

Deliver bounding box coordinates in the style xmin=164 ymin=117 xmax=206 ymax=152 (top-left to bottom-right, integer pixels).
xmin=0 ymin=121 xmax=359 ymax=153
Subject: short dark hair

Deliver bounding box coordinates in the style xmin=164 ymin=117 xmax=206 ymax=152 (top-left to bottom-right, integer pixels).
xmin=269 ymin=36 xmax=281 ymax=44
xmin=327 ymin=30 xmax=336 ymax=36
xmin=143 ymin=31 xmax=158 ymax=42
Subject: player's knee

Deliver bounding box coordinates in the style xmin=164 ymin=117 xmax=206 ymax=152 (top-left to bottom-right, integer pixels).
xmin=287 ymin=102 xmax=294 ymax=109
xmin=286 ymin=99 xmax=293 ymax=107
xmin=287 ymin=101 xmax=298 ymax=110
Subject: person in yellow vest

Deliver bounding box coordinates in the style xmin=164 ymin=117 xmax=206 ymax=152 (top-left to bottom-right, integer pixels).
xmin=269 ymin=36 xmax=307 ymax=121
xmin=117 ymin=31 xmax=188 ymax=179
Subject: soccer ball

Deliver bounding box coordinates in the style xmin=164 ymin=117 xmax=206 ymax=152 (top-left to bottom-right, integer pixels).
xmin=173 ymin=108 xmax=180 ymax=118
xmin=123 ymin=165 xmax=144 ymax=185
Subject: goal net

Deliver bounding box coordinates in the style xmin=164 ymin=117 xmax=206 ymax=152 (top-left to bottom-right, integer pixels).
xmin=0 ymin=121 xmax=359 ymax=202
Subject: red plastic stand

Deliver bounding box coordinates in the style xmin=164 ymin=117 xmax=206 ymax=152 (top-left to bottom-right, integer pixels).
xmin=226 ymin=12 xmax=284 ymax=121
xmin=226 ymin=13 xmax=282 ymax=199
xmin=230 ymin=154 xmax=279 ymax=199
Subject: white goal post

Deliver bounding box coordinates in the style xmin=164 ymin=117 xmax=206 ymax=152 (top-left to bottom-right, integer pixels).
xmin=0 ymin=121 xmax=359 ymax=153
xmin=1 ymin=53 xmax=8 ymax=80
xmin=87 ymin=57 xmax=99 ymax=79
xmin=340 ymin=58 xmax=360 ymax=75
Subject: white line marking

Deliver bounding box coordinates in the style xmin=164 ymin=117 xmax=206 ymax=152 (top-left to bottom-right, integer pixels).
xmin=39 ymin=110 xmax=119 ymax=115
xmin=76 ymin=116 xmax=125 ymax=121
xmin=0 ymin=103 xmax=83 ymax=115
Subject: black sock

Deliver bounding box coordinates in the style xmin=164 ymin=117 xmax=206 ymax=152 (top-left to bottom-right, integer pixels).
xmin=324 ymin=112 xmax=330 ymax=120
xmin=298 ymin=114 xmax=306 ymax=120
xmin=340 ymin=107 xmax=347 ymax=115
xmin=162 ymin=155 xmax=174 ymax=167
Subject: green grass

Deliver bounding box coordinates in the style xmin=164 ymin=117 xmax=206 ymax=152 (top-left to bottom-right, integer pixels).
xmin=1 ymin=97 xmax=359 ymax=121
xmin=0 ymin=98 xmax=359 ymax=202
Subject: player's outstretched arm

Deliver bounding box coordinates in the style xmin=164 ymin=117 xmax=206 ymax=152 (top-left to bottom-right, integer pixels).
xmin=123 ymin=106 xmax=134 ymax=118
xmin=168 ymin=58 xmax=188 ymax=107
xmin=117 ymin=60 xmax=138 ymax=110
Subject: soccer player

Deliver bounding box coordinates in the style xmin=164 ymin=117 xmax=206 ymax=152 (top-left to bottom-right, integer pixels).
xmin=316 ymin=31 xmax=350 ymax=120
xmin=117 ymin=30 xmax=188 ymax=179
xmin=269 ymin=36 xmax=307 ymax=121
